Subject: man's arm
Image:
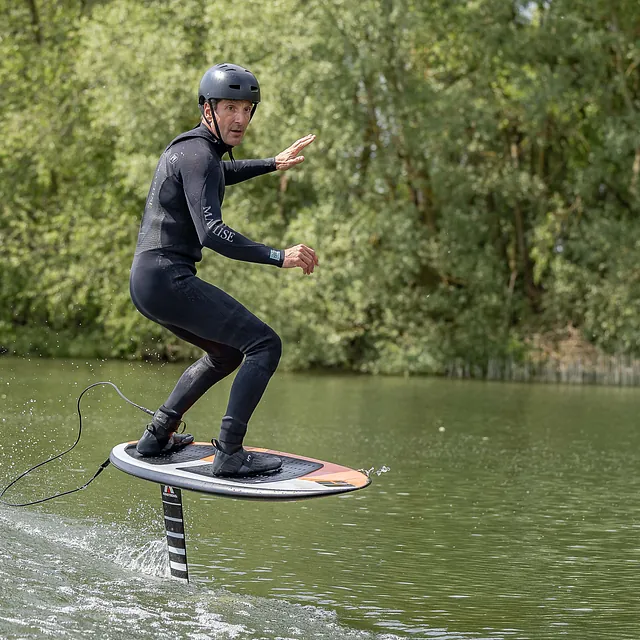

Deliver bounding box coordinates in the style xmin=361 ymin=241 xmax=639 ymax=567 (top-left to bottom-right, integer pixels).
xmin=180 ymin=145 xmax=284 ymax=266
xmin=222 ymin=159 xmax=276 ymax=185
xmin=222 ymin=133 xmax=317 ymax=184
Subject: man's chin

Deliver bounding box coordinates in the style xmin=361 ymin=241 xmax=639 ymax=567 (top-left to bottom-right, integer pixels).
xmin=226 ymin=132 xmax=245 ymax=146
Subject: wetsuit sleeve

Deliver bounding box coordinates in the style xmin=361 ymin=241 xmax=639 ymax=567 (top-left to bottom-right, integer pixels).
xmin=180 ymin=151 xmax=284 ymax=266
xmin=222 ymin=159 xmax=277 ymax=185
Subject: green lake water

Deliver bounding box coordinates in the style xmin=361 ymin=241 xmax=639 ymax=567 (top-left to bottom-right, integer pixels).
xmin=1 ymin=356 xmax=639 ymax=639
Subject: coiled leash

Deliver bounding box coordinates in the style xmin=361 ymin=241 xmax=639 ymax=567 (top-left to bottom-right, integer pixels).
xmin=0 ymin=382 xmax=154 ymax=507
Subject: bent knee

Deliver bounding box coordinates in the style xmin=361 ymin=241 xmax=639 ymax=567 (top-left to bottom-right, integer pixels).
xmin=204 ymin=350 xmax=244 ymax=375
xmin=269 ymin=329 xmax=283 ymax=367
xmin=250 ymin=325 xmax=282 ymax=373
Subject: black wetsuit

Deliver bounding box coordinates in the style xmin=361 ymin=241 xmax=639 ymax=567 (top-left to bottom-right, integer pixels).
xmin=130 ymin=123 xmax=283 ymax=448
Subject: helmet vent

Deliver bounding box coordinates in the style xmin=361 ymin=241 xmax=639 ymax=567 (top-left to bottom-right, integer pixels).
xmin=229 ymin=84 xmax=241 ymax=90
xmin=250 ymin=86 xmax=258 ymax=91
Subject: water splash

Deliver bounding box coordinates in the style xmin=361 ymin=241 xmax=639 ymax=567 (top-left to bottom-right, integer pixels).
xmin=0 ymin=510 xmax=170 ymax=578
xmin=0 ymin=508 xmax=405 ymax=640
xmin=110 ymin=538 xmax=170 ymax=578
xmin=359 ymin=465 xmax=391 ymax=478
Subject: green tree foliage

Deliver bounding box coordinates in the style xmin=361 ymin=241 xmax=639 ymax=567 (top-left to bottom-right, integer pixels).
xmin=1 ymin=0 xmax=639 ymax=372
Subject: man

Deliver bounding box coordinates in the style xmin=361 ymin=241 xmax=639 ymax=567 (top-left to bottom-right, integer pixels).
xmin=129 ymin=63 xmax=318 ymax=477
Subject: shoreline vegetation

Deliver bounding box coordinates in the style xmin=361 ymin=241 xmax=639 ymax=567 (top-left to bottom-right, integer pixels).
xmin=3 ymin=351 xmax=640 ymax=387
xmin=447 ymin=327 xmax=640 ymax=386
xmin=2 ymin=1 xmax=639 ymax=383
xmin=447 ymin=355 xmax=640 ymax=387
xmin=3 ymin=330 xmax=640 ymax=387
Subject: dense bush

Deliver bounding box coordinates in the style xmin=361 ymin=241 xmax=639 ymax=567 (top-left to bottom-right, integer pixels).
xmin=1 ymin=0 xmax=639 ymax=372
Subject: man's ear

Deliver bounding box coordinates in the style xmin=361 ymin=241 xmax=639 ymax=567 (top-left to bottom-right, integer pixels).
xmin=203 ymin=101 xmax=216 ymax=124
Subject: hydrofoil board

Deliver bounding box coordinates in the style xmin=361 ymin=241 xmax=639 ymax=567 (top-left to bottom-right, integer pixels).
xmin=109 ymin=442 xmax=370 ymax=500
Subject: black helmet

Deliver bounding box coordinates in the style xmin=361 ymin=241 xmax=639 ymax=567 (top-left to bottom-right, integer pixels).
xmin=198 ymin=63 xmax=261 ymax=116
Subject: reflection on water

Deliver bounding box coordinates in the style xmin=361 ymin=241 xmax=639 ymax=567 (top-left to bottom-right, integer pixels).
xmin=1 ymin=357 xmax=640 ymax=639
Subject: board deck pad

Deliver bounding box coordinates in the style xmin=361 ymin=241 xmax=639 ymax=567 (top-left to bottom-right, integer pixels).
xmin=127 ymin=444 xmax=217 ymax=465
xmin=110 ymin=441 xmax=370 ymax=500
xmin=180 ymin=457 xmax=323 ymax=484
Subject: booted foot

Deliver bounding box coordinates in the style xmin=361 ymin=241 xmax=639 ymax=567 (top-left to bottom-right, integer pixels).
xmin=136 ymin=408 xmax=194 ymax=456
xmin=211 ymin=440 xmax=282 ymax=477
xmin=136 ymin=427 xmax=194 ymax=456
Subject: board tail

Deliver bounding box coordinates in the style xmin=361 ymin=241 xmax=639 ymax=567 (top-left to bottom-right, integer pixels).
xmin=161 ymin=485 xmax=189 ymax=582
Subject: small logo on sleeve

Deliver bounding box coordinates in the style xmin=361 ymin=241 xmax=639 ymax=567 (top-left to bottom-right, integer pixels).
xmin=270 ymin=249 xmax=281 ymax=262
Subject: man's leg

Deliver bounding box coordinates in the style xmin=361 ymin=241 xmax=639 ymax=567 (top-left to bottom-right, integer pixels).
xmin=161 ymin=331 xmax=244 ymax=417
xmin=158 ymin=277 xmax=283 ymax=446
xmin=137 ymin=331 xmax=243 ymax=455
xmin=133 ymin=270 xmax=283 ymax=472
xmin=216 ymin=323 xmax=282 ymax=454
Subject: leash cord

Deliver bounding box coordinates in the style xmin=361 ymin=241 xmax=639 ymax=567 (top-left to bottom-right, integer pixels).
xmin=0 ymin=381 xmax=153 ymax=507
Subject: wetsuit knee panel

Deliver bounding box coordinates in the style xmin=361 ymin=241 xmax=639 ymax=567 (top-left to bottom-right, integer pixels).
xmin=247 ymin=326 xmax=281 ymax=374
xmin=204 ymin=350 xmax=244 ymax=375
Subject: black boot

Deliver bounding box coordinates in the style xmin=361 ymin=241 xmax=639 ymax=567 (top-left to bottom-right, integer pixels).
xmin=211 ymin=440 xmax=282 ymax=477
xmin=136 ymin=407 xmax=194 ymax=456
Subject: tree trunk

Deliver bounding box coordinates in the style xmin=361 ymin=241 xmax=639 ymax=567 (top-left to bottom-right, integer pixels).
xmin=25 ymin=0 xmax=42 ymax=45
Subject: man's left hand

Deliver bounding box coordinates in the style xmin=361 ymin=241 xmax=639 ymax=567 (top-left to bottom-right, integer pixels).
xmin=275 ymin=134 xmax=316 ymax=170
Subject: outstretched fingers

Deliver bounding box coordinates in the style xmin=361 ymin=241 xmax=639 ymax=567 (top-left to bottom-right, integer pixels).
xmin=275 ymin=134 xmax=316 ymax=171
xmin=293 ymin=134 xmax=316 ymax=152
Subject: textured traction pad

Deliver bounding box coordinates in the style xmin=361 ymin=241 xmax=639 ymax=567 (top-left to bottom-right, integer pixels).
xmin=125 ymin=444 xmax=215 ymax=465
xmin=124 ymin=444 xmax=323 ymax=484
xmin=181 ymin=457 xmax=323 ymax=484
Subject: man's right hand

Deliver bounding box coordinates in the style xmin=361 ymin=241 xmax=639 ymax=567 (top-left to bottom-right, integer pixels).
xmin=282 ymin=244 xmax=319 ymax=275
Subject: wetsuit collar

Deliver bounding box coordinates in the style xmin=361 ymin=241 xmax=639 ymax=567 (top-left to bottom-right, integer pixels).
xmin=197 ymin=122 xmax=233 ymax=158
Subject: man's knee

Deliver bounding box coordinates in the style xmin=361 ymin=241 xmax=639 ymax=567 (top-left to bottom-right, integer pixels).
xmin=205 ymin=349 xmax=244 ymax=375
xmin=269 ymin=329 xmax=283 ymax=369
xmin=251 ymin=325 xmax=282 ymax=373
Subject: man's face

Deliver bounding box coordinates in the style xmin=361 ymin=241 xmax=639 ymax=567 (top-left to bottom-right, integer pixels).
xmin=213 ymin=99 xmax=253 ymax=146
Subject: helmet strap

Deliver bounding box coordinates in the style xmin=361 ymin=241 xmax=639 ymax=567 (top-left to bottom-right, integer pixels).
xmin=207 ymin=99 xmax=235 ymax=163
xmin=206 ymin=99 xmax=224 ymax=141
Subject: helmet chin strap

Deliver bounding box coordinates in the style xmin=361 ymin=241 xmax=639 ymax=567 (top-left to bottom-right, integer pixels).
xmin=206 ymin=99 xmax=235 ymax=162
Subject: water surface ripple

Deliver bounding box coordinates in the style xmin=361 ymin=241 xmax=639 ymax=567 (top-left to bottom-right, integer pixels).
xmin=1 ymin=358 xmax=639 ymax=638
